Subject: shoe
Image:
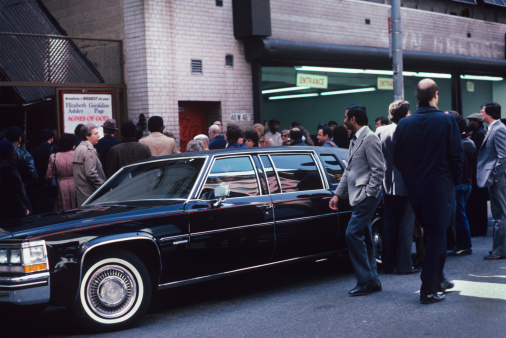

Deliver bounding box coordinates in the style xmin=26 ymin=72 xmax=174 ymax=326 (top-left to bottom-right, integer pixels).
xmin=397 ymin=268 xmax=421 ymax=275
xmin=349 ymin=280 xmax=382 ymax=296
xmin=484 ymin=253 xmax=504 ymax=260
xmin=420 ymin=293 xmax=445 ymax=304
xmin=448 ymin=248 xmax=472 ymax=256
xmin=438 ymin=280 xmax=454 ymax=293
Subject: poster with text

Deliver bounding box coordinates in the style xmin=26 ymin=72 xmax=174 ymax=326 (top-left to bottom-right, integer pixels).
xmin=62 ymin=92 xmax=114 ymax=135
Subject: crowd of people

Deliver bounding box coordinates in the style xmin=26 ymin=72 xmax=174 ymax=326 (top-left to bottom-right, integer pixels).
xmin=1 ymin=79 xmax=504 ymax=306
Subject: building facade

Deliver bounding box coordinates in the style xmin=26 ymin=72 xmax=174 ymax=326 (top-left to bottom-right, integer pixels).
xmin=2 ymin=0 xmax=506 ymax=147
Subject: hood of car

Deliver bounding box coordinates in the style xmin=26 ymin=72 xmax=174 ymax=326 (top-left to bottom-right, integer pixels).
xmin=0 ymin=200 xmax=186 ymax=240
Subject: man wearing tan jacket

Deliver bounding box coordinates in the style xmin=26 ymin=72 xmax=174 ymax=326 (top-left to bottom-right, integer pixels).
xmin=72 ymin=124 xmax=106 ymax=206
xmin=139 ymin=116 xmax=178 ymax=156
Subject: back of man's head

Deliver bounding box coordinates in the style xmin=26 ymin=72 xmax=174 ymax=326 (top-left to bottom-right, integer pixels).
xmin=209 ymin=124 xmax=221 ymax=136
xmin=416 ymin=78 xmax=438 ymax=104
xmin=147 ymin=116 xmax=164 ymax=133
xmin=388 ymin=100 xmax=410 ymax=124
xmin=290 ymin=127 xmax=303 ymax=141
xmin=121 ymin=121 xmax=137 ymax=139
xmin=454 ymin=115 xmax=468 ymax=135
xmin=347 ymin=108 xmax=369 ymax=127
xmin=5 ymin=126 xmax=22 ymax=143
xmin=39 ymin=128 xmax=54 ymax=143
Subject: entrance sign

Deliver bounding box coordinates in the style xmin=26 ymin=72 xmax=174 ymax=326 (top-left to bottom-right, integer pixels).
xmin=62 ymin=91 xmax=114 ymax=134
xmin=296 ymin=73 xmax=328 ymax=89
xmin=378 ymin=77 xmax=394 ymax=90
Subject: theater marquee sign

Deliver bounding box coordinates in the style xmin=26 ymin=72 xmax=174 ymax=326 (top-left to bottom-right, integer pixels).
xmin=61 ymin=91 xmax=115 ymax=134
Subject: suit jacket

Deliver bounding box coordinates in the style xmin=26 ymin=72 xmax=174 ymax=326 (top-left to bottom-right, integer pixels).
xmin=393 ymin=106 xmax=463 ymax=197
xmin=139 ymin=132 xmax=178 ymax=156
xmin=72 ymin=141 xmax=106 ymax=206
xmin=106 ymin=140 xmax=152 ymax=178
xmin=376 ymin=124 xmax=408 ymax=196
xmin=477 ymin=120 xmax=506 ymax=188
xmin=335 ymin=126 xmax=384 ymax=206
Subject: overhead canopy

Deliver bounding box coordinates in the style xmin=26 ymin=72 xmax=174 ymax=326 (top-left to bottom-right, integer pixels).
xmin=245 ymin=38 xmax=506 ymax=76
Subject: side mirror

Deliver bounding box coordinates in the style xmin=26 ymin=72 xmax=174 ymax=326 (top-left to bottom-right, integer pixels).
xmin=213 ymin=183 xmax=230 ymax=207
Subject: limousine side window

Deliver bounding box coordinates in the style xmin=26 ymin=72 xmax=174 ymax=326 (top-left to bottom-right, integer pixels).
xmin=269 ymin=154 xmax=323 ymax=193
xmin=200 ymin=156 xmax=259 ymax=200
xmin=320 ymin=154 xmax=344 ymax=184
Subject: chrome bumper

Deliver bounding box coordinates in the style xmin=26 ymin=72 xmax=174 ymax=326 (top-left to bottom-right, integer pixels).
xmin=0 ymin=272 xmax=50 ymax=305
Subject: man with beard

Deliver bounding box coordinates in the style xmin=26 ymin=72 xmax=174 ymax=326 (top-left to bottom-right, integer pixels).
xmin=329 ymin=105 xmax=384 ymax=297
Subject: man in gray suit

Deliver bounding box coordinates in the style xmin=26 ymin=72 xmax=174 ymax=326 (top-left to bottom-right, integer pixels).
xmin=329 ymin=106 xmax=384 ymax=296
xmin=477 ymin=102 xmax=506 ymax=260
xmin=376 ymin=100 xmax=417 ymax=275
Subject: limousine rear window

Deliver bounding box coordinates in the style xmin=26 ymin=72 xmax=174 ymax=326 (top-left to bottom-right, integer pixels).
xmin=88 ymin=158 xmax=206 ymax=204
xmin=269 ymin=154 xmax=323 ymax=192
xmin=320 ymin=154 xmax=344 ymax=184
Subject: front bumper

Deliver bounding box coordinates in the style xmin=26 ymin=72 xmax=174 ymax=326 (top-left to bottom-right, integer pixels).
xmin=0 ymin=272 xmax=50 ymax=305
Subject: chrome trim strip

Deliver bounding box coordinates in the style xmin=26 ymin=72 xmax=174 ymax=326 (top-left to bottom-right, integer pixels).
xmin=275 ymin=213 xmax=336 ymax=224
xmin=157 ymin=250 xmax=340 ymax=289
xmin=0 ymin=272 xmax=49 ymax=286
xmin=190 ymin=222 xmax=274 ymax=237
xmin=159 ymin=235 xmax=189 ymax=243
xmin=0 ymin=280 xmax=48 ymax=288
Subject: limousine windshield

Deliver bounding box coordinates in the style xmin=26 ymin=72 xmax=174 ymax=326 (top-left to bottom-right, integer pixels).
xmin=87 ymin=157 xmax=206 ymax=204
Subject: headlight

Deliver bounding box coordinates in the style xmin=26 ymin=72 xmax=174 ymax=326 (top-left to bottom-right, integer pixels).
xmin=0 ymin=250 xmax=7 ymax=264
xmin=21 ymin=241 xmax=48 ymax=273
xmin=10 ymin=249 xmax=21 ymax=264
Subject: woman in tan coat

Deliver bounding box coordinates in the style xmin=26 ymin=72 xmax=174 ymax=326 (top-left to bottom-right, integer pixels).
xmin=46 ymin=133 xmax=77 ymax=211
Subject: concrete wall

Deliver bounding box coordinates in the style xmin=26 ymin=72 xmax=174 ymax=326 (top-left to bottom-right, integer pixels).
xmin=269 ymin=0 xmax=506 ymax=59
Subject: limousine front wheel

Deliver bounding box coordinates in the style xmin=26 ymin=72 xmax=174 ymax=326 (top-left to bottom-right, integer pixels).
xmin=73 ymin=250 xmax=152 ymax=332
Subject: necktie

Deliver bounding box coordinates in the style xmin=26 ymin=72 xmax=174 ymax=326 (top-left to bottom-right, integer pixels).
xmin=350 ymin=135 xmax=357 ymax=153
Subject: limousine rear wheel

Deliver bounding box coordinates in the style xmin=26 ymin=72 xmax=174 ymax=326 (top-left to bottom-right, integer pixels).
xmin=371 ymin=216 xmax=383 ymax=265
xmin=73 ymin=250 xmax=152 ymax=332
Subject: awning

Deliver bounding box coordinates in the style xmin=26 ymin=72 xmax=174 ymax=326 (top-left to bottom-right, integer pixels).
xmin=245 ymin=38 xmax=506 ymax=76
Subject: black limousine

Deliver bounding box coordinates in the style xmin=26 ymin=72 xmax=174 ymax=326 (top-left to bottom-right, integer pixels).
xmin=0 ymin=146 xmax=383 ymax=331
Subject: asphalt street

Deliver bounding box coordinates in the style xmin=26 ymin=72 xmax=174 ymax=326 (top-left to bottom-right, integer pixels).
xmin=1 ymin=225 xmax=505 ymax=337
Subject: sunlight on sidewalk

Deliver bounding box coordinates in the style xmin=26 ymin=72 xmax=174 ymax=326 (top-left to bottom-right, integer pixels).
xmin=451 ymin=280 xmax=506 ymax=301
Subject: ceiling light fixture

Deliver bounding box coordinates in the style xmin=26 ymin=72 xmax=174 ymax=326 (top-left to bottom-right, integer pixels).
xmin=268 ymin=93 xmax=319 ymax=100
xmin=320 ymin=87 xmax=376 ymax=96
xmin=262 ymin=86 xmax=310 ymax=94
xmin=460 ymin=75 xmax=504 ymax=81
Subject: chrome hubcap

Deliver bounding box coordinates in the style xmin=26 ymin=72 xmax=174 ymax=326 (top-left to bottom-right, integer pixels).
xmin=87 ymin=265 xmax=137 ymax=318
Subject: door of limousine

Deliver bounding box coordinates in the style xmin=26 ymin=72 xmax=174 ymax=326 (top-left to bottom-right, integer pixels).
xmin=185 ymin=155 xmax=275 ymax=278
xmin=259 ymin=153 xmax=340 ymax=260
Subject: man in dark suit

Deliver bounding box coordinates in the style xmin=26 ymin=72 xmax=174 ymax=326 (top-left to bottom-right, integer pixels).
xmin=393 ymin=79 xmax=463 ymax=304
xmin=329 ymin=106 xmax=384 ymax=296
xmin=477 ymin=102 xmax=506 ymax=260
xmin=376 ymin=100 xmax=417 ymax=275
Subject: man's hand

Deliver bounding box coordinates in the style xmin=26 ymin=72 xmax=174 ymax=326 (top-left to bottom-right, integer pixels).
xmin=329 ymin=195 xmax=339 ymax=211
